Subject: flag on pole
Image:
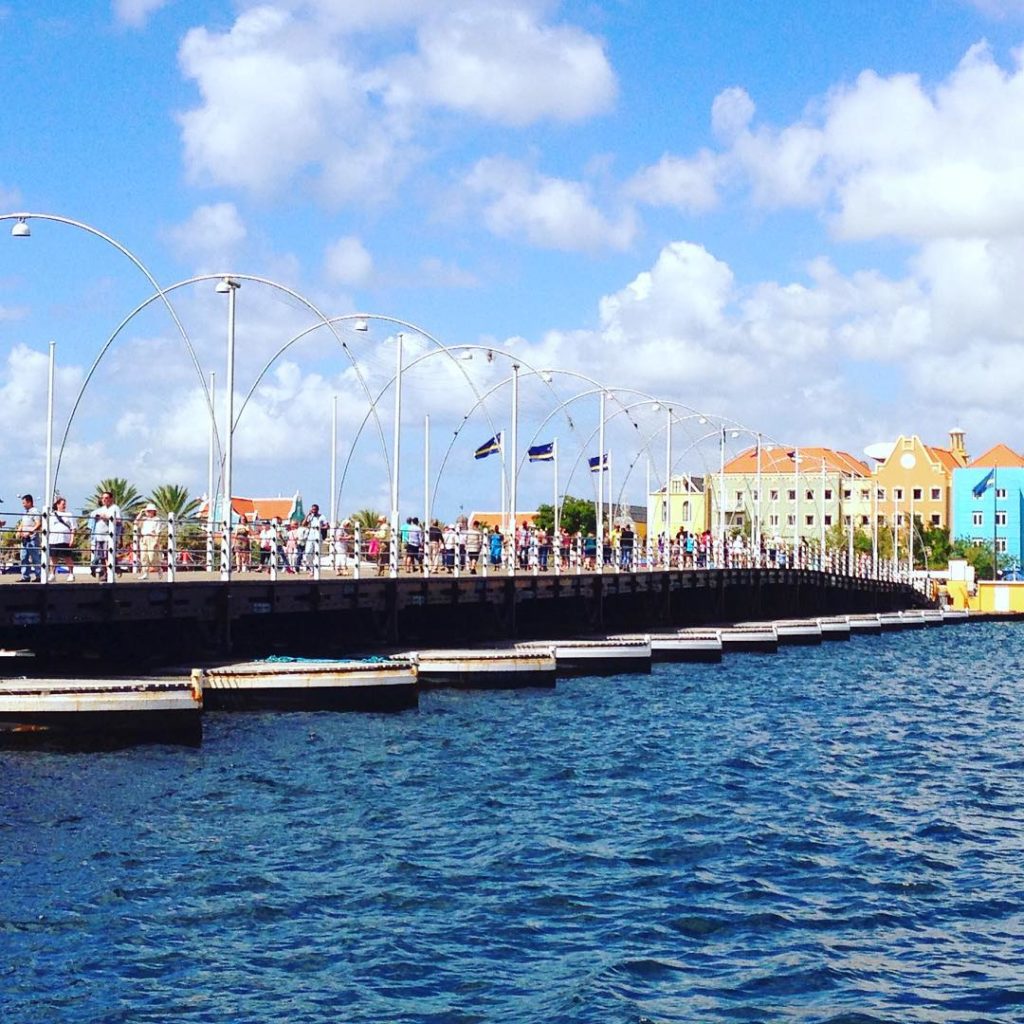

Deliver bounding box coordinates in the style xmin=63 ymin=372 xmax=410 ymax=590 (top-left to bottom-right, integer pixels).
xmin=972 ymin=468 xmax=996 ymax=498
xmin=528 ymin=441 xmax=555 ymax=462
xmin=474 ymin=433 xmax=502 ymax=460
xmin=589 ymin=452 xmax=609 ymax=473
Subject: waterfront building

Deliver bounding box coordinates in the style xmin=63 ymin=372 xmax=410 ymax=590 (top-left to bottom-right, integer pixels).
xmin=869 ymin=431 xmax=968 ymax=533
xmin=950 ymin=443 xmax=1024 ymax=564
xmin=647 ymin=475 xmax=708 ymax=539
xmin=713 ymin=446 xmax=871 ymax=545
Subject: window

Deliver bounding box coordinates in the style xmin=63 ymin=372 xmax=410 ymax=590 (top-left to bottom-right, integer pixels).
xmin=824 ymin=489 xmax=833 ymax=501
xmin=996 ymin=511 xmax=1007 ymax=526
xmin=973 ymin=512 xmax=984 ymax=526
xmin=805 ymin=514 xmax=815 ymax=527
xmin=735 ymin=491 xmax=744 ymax=504
xmin=894 ymin=488 xmax=904 ymax=501
xmin=861 ymin=516 xmax=870 ymax=526
xmin=930 ymin=487 xmax=941 ymax=501
xmin=681 ymin=500 xmax=691 ymax=521
xmin=769 ymin=514 xmax=779 ymax=527
xmin=843 ymin=489 xmax=852 ymax=500
xmin=786 ymin=514 xmax=795 ymax=526
xmin=902 ymin=438 xmax=913 ymax=450
xmin=787 ymin=489 xmax=796 ymax=501
xmin=930 ymin=514 xmax=941 ymax=526
xmin=997 ymin=488 xmax=1007 ymax=499
xmin=877 ymin=488 xmax=886 ymax=501
xmin=997 ymin=538 xmax=1008 ymax=552
xmin=806 ymin=489 xmax=815 ymax=501
xmin=824 ymin=515 xmax=833 ymax=526
xmin=752 ymin=490 xmax=758 ymax=501
xmin=896 ymin=513 xmax=905 ymax=526
xmin=912 ymin=488 xmax=922 ymax=501
xmin=860 ymin=489 xmax=870 ymax=501
xmin=770 ymin=489 xmax=779 ymax=501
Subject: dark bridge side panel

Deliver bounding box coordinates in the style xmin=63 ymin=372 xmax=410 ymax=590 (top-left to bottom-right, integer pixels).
xmin=0 ymin=570 xmax=929 ymax=673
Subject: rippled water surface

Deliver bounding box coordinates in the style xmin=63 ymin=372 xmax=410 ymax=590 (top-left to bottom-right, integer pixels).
xmin=4 ymin=622 xmax=1024 ymax=1023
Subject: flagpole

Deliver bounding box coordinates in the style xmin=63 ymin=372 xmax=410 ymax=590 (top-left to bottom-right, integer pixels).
xmin=794 ymin=446 xmax=800 ymax=565
xmin=509 ymin=367 xmax=520 ymax=576
xmin=665 ymin=406 xmax=672 ymax=540
xmin=597 ymin=391 xmax=605 ymax=572
xmin=553 ymin=439 xmax=560 ymax=575
xmin=645 ymin=455 xmax=652 ymax=570
xmin=330 ymin=394 xmax=338 ymax=528
xmin=993 ymin=465 xmax=998 ymax=581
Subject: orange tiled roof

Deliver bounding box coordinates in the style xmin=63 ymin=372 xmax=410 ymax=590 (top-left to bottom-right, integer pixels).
xmin=968 ymin=443 xmax=1024 ymax=469
xmin=924 ymin=446 xmax=963 ymax=471
xmin=469 ymin=512 xmax=537 ymax=531
xmin=722 ymin=446 xmax=870 ymax=476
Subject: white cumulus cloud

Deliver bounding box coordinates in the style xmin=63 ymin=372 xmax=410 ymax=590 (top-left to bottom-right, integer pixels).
xmin=464 ymin=156 xmax=636 ymax=252
xmin=112 ymin=0 xmax=170 ymax=28
xmin=324 ymin=236 xmax=374 ymax=286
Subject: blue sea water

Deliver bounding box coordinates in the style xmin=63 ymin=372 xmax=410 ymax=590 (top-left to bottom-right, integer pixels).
xmin=3 ymin=622 xmax=1024 ymax=1023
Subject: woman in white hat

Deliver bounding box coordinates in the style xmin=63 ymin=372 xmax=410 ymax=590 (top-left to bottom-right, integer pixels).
xmin=139 ymin=502 xmax=163 ymax=575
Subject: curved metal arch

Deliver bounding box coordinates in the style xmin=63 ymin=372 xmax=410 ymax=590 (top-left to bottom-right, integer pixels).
xmin=428 ymin=360 xmax=656 ymax=519
xmin=3 ymin=212 xmax=214 ymax=503
xmin=560 ymin=410 xmax=730 ymax=514
xmin=50 ymin=275 xmax=391 ymax=503
xmin=333 ymin=340 xmax=504 ymax=517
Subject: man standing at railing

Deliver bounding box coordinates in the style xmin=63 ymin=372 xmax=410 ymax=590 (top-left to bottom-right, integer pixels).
xmin=16 ymin=494 xmax=41 ymax=583
xmin=89 ymin=490 xmax=122 ymax=578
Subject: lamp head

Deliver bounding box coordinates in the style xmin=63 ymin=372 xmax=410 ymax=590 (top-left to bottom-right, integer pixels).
xmin=353 ymin=318 xmax=369 ymax=332
xmin=215 ymin=277 xmax=240 ymax=293
xmin=11 ymin=218 xmax=30 ymax=238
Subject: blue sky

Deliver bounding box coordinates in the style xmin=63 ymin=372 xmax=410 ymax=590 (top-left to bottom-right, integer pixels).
xmin=4 ymin=0 xmax=1024 ymax=518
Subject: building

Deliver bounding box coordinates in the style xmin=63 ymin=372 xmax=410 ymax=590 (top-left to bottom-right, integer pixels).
xmin=196 ymin=492 xmax=303 ymax=524
xmin=648 ymin=475 xmax=708 ymax=539
xmin=869 ymin=431 xmax=968 ymax=533
xmin=714 ymin=446 xmax=871 ymax=544
xmin=950 ymin=443 xmax=1024 ymax=564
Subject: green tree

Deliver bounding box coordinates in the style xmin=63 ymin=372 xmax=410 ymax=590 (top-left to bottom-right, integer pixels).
xmin=350 ymin=508 xmax=384 ymax=531
xmin=148 ymin=483 xmax=202 ymax=520
xmin=534 ymin=495 xmax=596 ymax=535
xmin=85 ymin=477 xmax=145 ymax=518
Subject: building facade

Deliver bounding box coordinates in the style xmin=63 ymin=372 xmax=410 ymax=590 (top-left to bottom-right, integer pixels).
xmin=713 ymin=445 xmax=871 ymax=545
xmin=648 ymin=475 xmax=708 ymax=539
xmin=870 ymin=431 xmax=968 ymax=532
xmin=950 ymin=443 xmax=1024 ymax=565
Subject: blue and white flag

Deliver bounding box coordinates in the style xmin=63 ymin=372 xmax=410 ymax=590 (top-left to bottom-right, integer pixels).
xmin=972 ymin=468 xmax=996 ymax=498
xmin=528 ymin=441 xmax=555 ymax=462
xmin=588 ymin=452 xmax=609 ymax=473
xmin=474 ymin=433 xmax=502 ymax=460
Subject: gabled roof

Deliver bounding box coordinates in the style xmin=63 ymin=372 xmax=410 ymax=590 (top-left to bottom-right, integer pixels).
xmin=968 ymin=443 xmax=1024 ymax=469
xmin=195 ymin=494 xmax=301 ymax=523
xmin=924 ymin=445 xmax=963 ymax=471
xmin=722 ymin=446 xmax=870 ymax=476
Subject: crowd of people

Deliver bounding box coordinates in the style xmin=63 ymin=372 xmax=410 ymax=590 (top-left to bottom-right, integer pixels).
xmin=2 ymin=497 xmax=882 ymax=582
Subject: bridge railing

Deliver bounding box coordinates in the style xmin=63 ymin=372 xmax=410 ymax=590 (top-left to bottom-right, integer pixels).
xmin=1 ymin=510 xmax=920 ymax=591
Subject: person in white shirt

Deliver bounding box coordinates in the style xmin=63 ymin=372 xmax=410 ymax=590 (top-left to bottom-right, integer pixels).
xmin=302 ymin=504 xmax=326 ymax=574
xmin=49 ymin=496 xmax=77 ymax=579
xmin=90 ymin=490 xmax=122 ymax=578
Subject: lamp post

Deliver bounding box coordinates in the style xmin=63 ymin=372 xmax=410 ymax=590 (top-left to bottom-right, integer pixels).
xmin=207 ymin=371 xmax=216 ymax=573
xmin=390 ymin=332 xmax=404 ymax=579
xmin=216 ymin=277 xmax=240 ymax=582
xmin=597 ymin=391 xmax=606 ymax=571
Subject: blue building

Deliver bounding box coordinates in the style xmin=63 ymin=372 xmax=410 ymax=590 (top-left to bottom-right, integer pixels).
xmin=950 ymin=444 xmax=1024 ymax=566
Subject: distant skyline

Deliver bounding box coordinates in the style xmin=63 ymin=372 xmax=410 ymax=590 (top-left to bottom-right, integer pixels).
xmin=4 ymin=1 xmax=1024 ymax=516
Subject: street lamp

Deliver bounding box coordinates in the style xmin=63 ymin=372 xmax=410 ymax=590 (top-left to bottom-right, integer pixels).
xmin=11 ymin=218 xmax=30 ymax=237
xmin=216 ymin=277 xmax=240 ymax=581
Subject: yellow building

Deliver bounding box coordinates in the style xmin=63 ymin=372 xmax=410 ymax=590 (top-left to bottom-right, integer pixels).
xmin=648 ymin=475 xmax=709 ymax=539
xmin=870 ymin=430 xmax=968 ymax=532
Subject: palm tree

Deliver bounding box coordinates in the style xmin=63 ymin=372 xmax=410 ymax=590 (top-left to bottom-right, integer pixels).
xmin=86 ymin=477 xmax=146 ymax=518
xmin=149 ymin=484 xmax=201 ymax=520
xmin=350 ymin=508 xmax=384 ymax=530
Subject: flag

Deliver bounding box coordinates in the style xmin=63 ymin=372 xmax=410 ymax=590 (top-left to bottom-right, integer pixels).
xmin=972 ymin=468 xmax=996 ymax=498
xmin=528 ymin=442 xmax=555 ymax=462
xmin=474 ymin=433 xmax=502 ymax=460
xmin=588 ymin=452 xmax=609 ymax=473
